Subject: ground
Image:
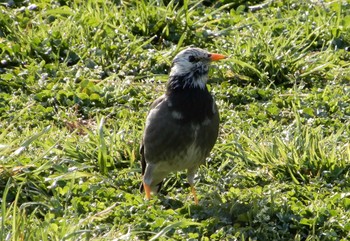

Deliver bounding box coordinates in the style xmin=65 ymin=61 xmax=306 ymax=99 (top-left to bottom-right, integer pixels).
xmin=0 ymin=0 xmax=350 ymax=240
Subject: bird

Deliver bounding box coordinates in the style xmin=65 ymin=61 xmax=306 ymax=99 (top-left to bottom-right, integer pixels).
xmin=139 ymin=47 xmax=226 ymax=204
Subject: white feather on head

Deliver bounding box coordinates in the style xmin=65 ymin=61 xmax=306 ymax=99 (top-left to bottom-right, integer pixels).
xmin=169 ymin=48 xmax=212 ymax=89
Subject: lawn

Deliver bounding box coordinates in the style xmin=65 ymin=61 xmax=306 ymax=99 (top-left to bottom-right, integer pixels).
xmin=0 ymin=0 xmax=350 ymax=240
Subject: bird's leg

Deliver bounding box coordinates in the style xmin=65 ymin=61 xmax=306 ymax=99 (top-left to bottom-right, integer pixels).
xmin=191 ymin=185 xmax=199 ymax=205
xmin=143 ymin=164 xmax=155 ymax=201
xmin=143 ymin=182 xmax=151 ymax=200
xmin=188 ymin=168 xmax=199 ymax=205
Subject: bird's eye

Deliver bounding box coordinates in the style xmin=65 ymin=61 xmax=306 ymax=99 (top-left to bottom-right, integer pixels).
xmin=188 ymin=55 xmax=197 ymax=62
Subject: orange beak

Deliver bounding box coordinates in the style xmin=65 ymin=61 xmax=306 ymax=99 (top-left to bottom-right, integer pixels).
xmin=210 ymin=53 xmax=227 ymax=61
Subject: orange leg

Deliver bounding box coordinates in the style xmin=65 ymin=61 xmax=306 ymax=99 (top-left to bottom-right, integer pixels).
xmin=143 ymin=182 xmax=152 ymax=200
xmin=191 ymin=185 xmax=198 ymax=205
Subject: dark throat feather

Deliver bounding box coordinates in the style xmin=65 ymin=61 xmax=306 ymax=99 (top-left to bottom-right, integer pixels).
xmin=166 ymin=75 xmax=215 ymax=124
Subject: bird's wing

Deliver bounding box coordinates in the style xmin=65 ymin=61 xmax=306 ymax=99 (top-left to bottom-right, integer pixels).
xmin=139 ymin=95 xmax=168 ymax=193
xmin=142 ymin=96 xmax=195 ymax=165
xmin=140 ymin=95 xmax=167 ymax=175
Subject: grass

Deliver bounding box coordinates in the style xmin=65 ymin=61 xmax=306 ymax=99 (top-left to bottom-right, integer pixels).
xmin=0 ymin=0 xmax=350 ymax=240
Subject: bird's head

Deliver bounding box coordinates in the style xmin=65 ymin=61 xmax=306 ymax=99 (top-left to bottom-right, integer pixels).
xmin=168 ymin=47 xmax=226 ymax=90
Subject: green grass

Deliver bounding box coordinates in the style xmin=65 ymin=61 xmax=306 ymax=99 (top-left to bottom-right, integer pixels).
xmin=1 ymin=0 xmax=350 ymax=240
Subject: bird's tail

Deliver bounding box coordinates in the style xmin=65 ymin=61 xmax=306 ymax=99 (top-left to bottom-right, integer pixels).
xmin=139 ymin=145 xmax=163 ymax=193
xmin=139 ymin=144 xmax=164 ymax=193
